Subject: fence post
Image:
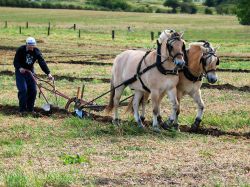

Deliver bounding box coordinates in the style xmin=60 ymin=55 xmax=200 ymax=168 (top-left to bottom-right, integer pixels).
xmin=48 ymin=22 xmax=50 ymax=36
xmin=5 ymin=21 xmax=7 ymax=28
xmin=19 ymin=26 xmax=22 ymax=34
xmin=26 ymin=22 xmax=28 ymax=29
xmin=112 ymin=30 xmax=115 ymax=40
xmin=74 ymin=24 xmax=76 ymax=30
xmin=151 ymin=32 xmax=154 ymax=41
xmin=78 ymin=29 xmax=81 ymax=38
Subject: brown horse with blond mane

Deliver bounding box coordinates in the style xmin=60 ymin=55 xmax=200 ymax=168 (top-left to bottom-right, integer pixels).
xmin=135 ymin=40 xmax=220 ymax=131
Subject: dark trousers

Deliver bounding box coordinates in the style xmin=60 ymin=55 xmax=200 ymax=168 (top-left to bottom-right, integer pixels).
xmin=15 ymin=70 xmax=37 ymax=112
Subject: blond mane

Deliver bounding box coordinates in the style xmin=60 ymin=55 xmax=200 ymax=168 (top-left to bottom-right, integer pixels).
xmin=188 ymin=42 xmax=214 ymax=51
xmin=157 ymin=29 xmax=175 ymax=44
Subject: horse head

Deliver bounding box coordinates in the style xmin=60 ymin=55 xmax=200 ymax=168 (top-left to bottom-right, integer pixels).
xmin=158 ymin=29 xmax=186 ymax=67
xmin=199 ymin=41 xmax=220 ymax=84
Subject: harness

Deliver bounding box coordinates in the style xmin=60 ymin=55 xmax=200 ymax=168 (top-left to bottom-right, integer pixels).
xmin=181 ymin=41 xmax=219 ymax=82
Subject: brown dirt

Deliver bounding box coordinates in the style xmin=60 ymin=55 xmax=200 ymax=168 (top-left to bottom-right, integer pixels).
xmin=0 ymin=104 xmax=249 ymax=139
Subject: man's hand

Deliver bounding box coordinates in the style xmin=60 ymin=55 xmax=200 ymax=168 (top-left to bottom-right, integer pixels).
xmin=19 ymin=68 xmax=27 ymax=74
xmin=47 ymin=73 xmax=54 ymax=81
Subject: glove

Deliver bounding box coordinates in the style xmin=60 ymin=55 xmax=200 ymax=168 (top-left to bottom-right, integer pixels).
xmin=19 ymin=68 xmax=27 ymax=74
xmin=47 ymin=73 xmax=54 ymax=81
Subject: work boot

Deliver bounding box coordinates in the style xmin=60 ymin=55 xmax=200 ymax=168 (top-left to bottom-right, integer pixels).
xmin=18 ymin=111 xmax=28 ymax=117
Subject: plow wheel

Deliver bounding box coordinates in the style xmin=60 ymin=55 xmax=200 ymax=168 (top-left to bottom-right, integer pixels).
xmin=65 ymin=97 xmax=86 ymax=113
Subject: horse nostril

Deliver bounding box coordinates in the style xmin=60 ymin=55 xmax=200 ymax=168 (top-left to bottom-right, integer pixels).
xmin=209 ymin=77 xmax=217 ymax=84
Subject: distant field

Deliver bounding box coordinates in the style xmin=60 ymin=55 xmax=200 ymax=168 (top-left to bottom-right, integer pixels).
xmin=0 ymin=7 xmax=249 ymax=187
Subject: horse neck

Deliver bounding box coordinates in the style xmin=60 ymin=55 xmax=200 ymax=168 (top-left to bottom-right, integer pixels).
xmin=187 ymin=46 xmax=203 ymax=76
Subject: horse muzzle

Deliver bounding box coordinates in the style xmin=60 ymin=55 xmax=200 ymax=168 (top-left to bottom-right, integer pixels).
xmin=206 ymin=73 xmax=218 ymax=84
xmin=174 ymin=59 xmax=185 ymax=68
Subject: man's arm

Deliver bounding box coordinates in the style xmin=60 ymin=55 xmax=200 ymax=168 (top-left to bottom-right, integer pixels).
xmin=13 ymin=48 xmax=22 ymax=70
xmin=36 ymin=48 xmax=50 ymax=75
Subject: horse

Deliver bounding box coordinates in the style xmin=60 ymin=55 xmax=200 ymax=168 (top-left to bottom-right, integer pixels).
xmin=106 ymin=29 xmax=186 ymax=132
xmin=135 ymin=40 xmax=220 ymax=132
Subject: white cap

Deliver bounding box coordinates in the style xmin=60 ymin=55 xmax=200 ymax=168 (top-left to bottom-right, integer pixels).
xmin=26 ymin=37 xmax=36 ymax=46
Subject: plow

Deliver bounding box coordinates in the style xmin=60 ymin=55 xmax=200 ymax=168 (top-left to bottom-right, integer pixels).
xmin=30 ymin=71 xmax=132 ymax=118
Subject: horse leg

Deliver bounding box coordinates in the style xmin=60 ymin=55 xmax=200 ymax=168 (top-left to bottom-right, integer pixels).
xmin=113 ymin=85 xmax=125 ymax=125
xmin=190 ymin=89 xmax=204 ymax=132
xmin=133 ymin=91 xmax=145 ymax=128
xmin=140 ymin=92 xmax=149 ymax=123
xmin=151 ymin=90 xmax=161 ymax=132
xmin=162 ymin=87 xmax=179 ymax=130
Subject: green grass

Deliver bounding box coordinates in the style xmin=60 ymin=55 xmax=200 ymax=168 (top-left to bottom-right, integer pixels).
xmin=5 ymin=169 xmax=28 ymax=187
xmin=0 ymin=7 xmax=249 ymax=56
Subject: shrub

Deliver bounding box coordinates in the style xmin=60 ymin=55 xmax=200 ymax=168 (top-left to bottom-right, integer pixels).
xmin=205 ymin=7 xmax=213 ymax=14
xmin=236 ymin=0 xmax=250 ymax=25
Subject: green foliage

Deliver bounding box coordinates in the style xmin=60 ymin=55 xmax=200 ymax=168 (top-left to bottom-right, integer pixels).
xmin=164 ymin=0 xmax=197 ymax=14
xmin=236 ymin=0 xmax=250 ymax=25
xmin=5 ymin=169 xmax=28 ymax=187
xmin=60 ymin=154 xmax=90 ymax=165
xmin=216 ymin=3 xmax=236 ymax=14
xmin=204 ymin=7 xmax=213 ymax=14
xmin=87 ymin=0 xmax=131 ymax=11
xmin=204 ymin=0 xmax=216 ymax=7
xmin=163 ymin=0 xmax=180 ymax=13
xmin=45 ymin=172 xmax=75 ymax=187
xmin=0 ymin=0 xmax=83 ymax=9
xmin=180 ymin=2 xmax=197 ymax=14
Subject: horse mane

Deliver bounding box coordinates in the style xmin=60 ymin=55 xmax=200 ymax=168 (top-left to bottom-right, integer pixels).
xmin=157 ymin=29 xmax=175 ymax=44
xmin=188 ymin=41 xmax=214 ymax=51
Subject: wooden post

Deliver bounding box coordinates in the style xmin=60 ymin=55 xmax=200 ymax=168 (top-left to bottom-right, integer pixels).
xmin=48 ymin=22 xmax=50 ymax=36
xmin=26 ymin=22 xmax=28 ymax=29
xmin=73 ymin=24 xmax=76 ymax=30
xmin=81 ymin=84 xmax=85 ymax=99
xmin=112 ymin=30 xmax=115 ymax=40
xmin=5 ymin=21 xmax=7 ymax=28
xmin=151 ymin=32 xmax=154 ymax=41
xmin=78 ymin=29 xmax=81 ymax=38
xmin=19 ymin=26 xmax=22 ymax=34
xmin=77 ymin=87 xmax=81 ymax=99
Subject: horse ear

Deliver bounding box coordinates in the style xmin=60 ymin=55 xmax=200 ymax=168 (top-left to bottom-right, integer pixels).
xmin=214 ymin=45 xmax=221 ymax=52
xmin=179 ymin=31 xmax=184 ymax=38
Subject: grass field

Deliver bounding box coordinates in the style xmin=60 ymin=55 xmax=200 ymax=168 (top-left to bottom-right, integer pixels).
xmin=0 ymin=7 xmax=249 ymax=186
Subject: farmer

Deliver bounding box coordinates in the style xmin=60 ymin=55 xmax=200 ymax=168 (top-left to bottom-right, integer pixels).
xmin=13 ymin=37 xmax=53 ymax=114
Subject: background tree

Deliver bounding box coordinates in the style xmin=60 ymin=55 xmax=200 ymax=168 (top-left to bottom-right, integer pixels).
xmin=236 ymin=0 xmax=250 ymax=25
xmin=163 ymin=0 xmax=180 ymax=13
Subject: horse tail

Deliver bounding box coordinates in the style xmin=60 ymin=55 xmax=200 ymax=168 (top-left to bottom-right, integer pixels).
xmin=105 ymin=75 xmax=115 ymax=113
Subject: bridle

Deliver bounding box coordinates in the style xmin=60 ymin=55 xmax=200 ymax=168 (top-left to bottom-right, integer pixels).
xmin=199 ymin=41 xmax=220 ymax=75
xmin=166 ymin=35 xmax=185 ymax=61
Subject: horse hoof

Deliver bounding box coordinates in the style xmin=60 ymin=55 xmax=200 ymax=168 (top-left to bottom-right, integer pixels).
xmin=190 ymin=118 xmax=201 ymax=132
xmin=161 ymin=122 xmax=171 ymax=130
xmin=174 ymin=123 xmax=180 ymax=131
xmin=140 ymin=116 xmax=145 ymax=122
xmin=161 ymin=118 xmax=174 ymax=130
xmin=153 ymin=126 xmax=161 ymax=133
xmin=112 ymin=119 xmax=121 ymax=126
xmin=190 ymin=124 xmax=199 ymax=132
xmin=138 ymin=123 xmax=145 ymax=129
